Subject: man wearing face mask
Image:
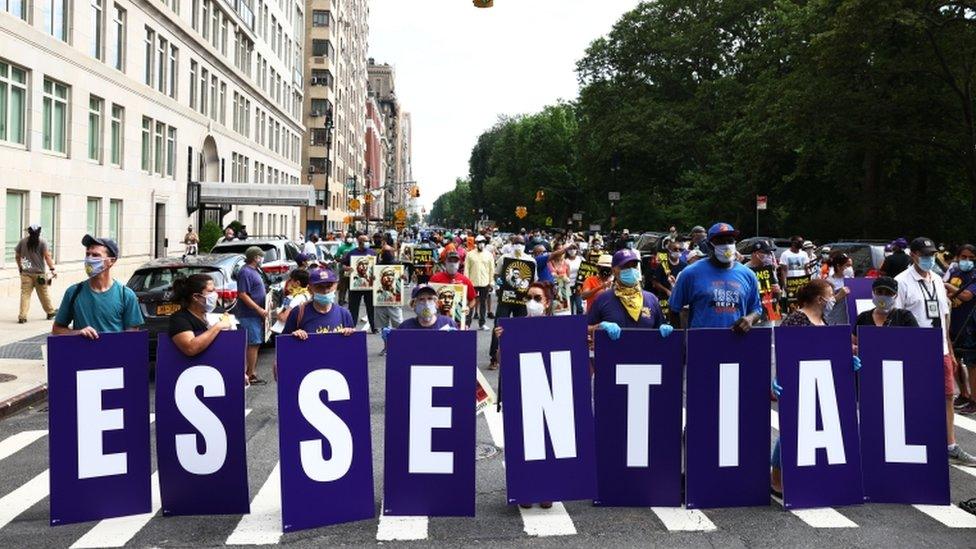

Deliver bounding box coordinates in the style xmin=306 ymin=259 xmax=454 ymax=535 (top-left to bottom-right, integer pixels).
xmin=395 ymin=285 xmax=458 ymax=330
xmin=669 ymin=223 xmax=762 ymax=332
xmin=234 ymin=246 xmax=270 ymax=385
xmin=466 ymin=235 xmax=496 ymax=330
xmin=649 ymin=239 xmax=687 ymax=318
xmin=946 ymin=244 xmax=976 ymax=413
xmin=334 ymin=233 xmax=356 ymax=306
xmin=488 ymin=235 xmax=535 ymax=369
xmin=746 ymin=240 xmax=782 ymax=324
xmin=53 ymin=235 xmax=144 ymax=340
xmin=895 ymin=237 xmax=976 ymax=466
xmin=342 ymin=235 xmax=379 ymax=333
xmin=587 ymin=248 xmax=673 ymax=340
xmin=581 ymin=254 xmax=614 ymax=312
xmin=430 ymin=251 xmax=477 ymax=318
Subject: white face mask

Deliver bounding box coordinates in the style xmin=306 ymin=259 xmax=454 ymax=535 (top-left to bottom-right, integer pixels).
xmin=445 ymin=262 xmax=459 ymax=275
xmin=415 ymin=300 xmax=437 ymax=323
xmin=513 ymin=244 xmax=525 ymax=255
xmin=198 ymin=292 xmax=218 ymax=313
xmin=714 ymin=244 xmax=736 ymax=264
xmin=843 ymin=266 xmax=854 ymax=278
xmin=526 ymin=298 xmax=545 ymax=317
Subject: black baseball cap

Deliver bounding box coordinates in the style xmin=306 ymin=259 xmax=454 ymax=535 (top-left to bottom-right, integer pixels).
xmin=750 ymin=240 xmax=773 ymax=253
xmin=910 ymin=237 xmax=937 ymax=255
xmin=872 ymin=276 xmax=898 ymax=294
xmin=82 ymin=234 xmax=119 ymax=258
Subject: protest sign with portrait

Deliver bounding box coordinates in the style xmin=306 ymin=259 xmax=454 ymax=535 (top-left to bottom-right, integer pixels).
xmin=499 ymin=257 xmax=536 ymax=305
xmin=374 ymin=264 xmax=405 ymax=307
xmin=350 ymin=255 xmax=375 ymax=292
xmin=430 ymin=283 xmax=467 ymax=329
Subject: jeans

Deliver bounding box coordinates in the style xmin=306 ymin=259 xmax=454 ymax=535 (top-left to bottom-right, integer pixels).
xmin=571 ymin=292 xmax=584 ymax=315
xmin=489 ymin=301 xmax=527 ymax=362
xmin=349 ymin=290 xmax=376 ymax=331
xmin=338 ymin=275 xmax=350 ymax=305
xmin=475 ymin=286 xmax=491 ymax=327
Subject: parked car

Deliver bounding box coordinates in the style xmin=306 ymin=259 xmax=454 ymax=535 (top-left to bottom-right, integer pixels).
xmin=821 ymin=242 xmax=887 ymax=277
xmin=315 ymin=240 xmax=343 ymax=270
xmin=210 ymin=236 xmax=301 ymax=282
xmin=635 ymin=231 xmax=670 ymax=258
xmin=126 ymin=254 xmax=249 ymax=359
xmin=737 ymin=236 xmax=792 ymax=258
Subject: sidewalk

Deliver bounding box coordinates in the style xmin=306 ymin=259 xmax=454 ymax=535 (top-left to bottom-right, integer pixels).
xmin=0 ymin=260 xmax=143 ymax=419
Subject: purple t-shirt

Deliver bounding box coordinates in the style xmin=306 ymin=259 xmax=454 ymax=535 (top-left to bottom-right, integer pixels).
xmin=398 ymin=315 xmax=458 ymax=330
xmin=282 ymin=303 xmax=354 ymax=334
xmin=235 ymin=265 xmax=267 ymax=318
xmin=586 ymin=289 xmax=664 ymax=329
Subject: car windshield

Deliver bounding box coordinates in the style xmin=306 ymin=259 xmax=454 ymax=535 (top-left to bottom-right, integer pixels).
xmin=129 ymin=267 xmax=225 ymax=292
xmin=211 ymin=244 xmax=280 ymax=262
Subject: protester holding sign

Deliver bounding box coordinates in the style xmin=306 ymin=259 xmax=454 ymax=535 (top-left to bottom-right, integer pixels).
xmin=946 ymin=244 xmax=976 ymax=411
xmin=587 ymin=249 xmax=673 ymax=340
xmin=488 ymin=236 xmax=535 ymax=370
xmin=281 ymin=269 xmax=355 ymax=339
xmin=343 ymin=235 xmax=378 ymax=333
xmin=52 ymin=234 xmax=144 ymax=339
xmin=394 ymin=285 xmax=459 ymax=331
xmin=895 ymin=237 xmax=976 ymax=466
xmin=649 ymin=239 xmax=687 ymax=318
xmin=668 ymin=223 xmax=762 ymax=332
xmin=430 ymin=251 xmax=476 ymax=314
xmin=168 ymin=274 xmax=233 ymax=356
xmin=852 ymin=277 xmax=918 ymax=339
xmin=745 ymin=240 xmax=781 ymax=323
xmin=580 ymin=255 xmax=613 ymax=311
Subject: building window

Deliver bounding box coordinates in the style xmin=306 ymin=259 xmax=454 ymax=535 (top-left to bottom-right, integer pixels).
xmin=144 ymin=27 xmax=154 ymax=86
xmin=88 ymin=95 xmax=103 ymax=162
xmin=201 ymin=0 xmax=210 ymax=40
xmin=154 ymin=121 xmax=164 ymax=174
xmin=156 ymin=36 xmax=167 ymax=94
xmin=91 ymin=0 xmax=104 ymax=59
xmin=231 ymin=92 xmax=239 ymax=132
xmin=3 ymin=0 xmax=27 ymax=19
xmin=199 ymin=67 xmax=208 ymax=115
xmin=5 ymin=191 xmax=25 ymax=263
xmin=209 ymin=75 xmax=217 ymax=121
xmin=141 ymin=117 xmax=151 ymax=171
xmin=311 ymin=9 xmax=330 ymax=27
xmin=219 ymin=82 xmax=226 ymax=124
xmin=42 ymin=78 xmax=69 ymax=154
xmin=166 ymin=126 xmax=176 ymax=177
xmin=311 ymin=69 xmax=333 ymax=87
xmin=108 ymin=199 xmax=121 ymax=243
xmin=310 ymin=98 xmax=332 ymax=117
xmin=0 ymin=61 xmax=28 ymax=146
xmin=311 ymin=128 xmax=329 ymax=147
xmin=110 ymin=4 xmax=126 ymax=71
xmin=86 ymin=197 xmax=101 ymax=235
xmin=168 ymin=45 xmax=178 ymax=99
xmin=312 ymin=39 xmax=333 ymax=58
xmin=42 ymin=0 xmax=69 ymax=41
xmin=40 ymin=193 xmax=59 ymax=261
xmin=189 ymin=60 xmax=197 ymax=108
xmin=109 ymin=104 xmax=123 ymax=166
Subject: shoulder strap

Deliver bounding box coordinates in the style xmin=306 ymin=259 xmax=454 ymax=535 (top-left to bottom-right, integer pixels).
xmin=66 ymin=283 xmax=85 ymax=325
xmin=296 ymin=302 xmax=307 ymax=327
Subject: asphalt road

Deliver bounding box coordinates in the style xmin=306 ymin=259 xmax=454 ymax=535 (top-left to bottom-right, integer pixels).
xmin=3 ymin=319 xmax=976 ymax=548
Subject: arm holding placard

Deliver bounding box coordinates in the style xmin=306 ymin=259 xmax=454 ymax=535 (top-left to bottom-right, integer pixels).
xmin=172 ymin=317 xmax=232 ymax=356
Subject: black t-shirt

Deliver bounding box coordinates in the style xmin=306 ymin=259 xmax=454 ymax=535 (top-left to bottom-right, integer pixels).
xmin=854 ymin=308 xmax=919 ymax=330
xmin=168 ymin=308 xmax=209 ymax=337
xmin=881 ymin=251 xmax=911 ymax=277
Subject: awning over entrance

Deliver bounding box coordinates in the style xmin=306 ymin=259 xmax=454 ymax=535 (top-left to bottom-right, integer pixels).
xmin=198 ymin=182 xmax=315 ymax=207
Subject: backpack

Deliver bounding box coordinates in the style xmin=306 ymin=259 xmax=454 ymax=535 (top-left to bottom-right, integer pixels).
xmin=63 ymin=282 xmax=131 ymax=328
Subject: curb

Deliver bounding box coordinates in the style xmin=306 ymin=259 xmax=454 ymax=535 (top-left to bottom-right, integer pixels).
xmin=0 ymin=383 xmax=48 ymax=420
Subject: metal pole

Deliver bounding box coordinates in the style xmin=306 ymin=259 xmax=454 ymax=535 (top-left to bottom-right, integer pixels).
xmin=755 ymin=206 xmax=759 ymax=237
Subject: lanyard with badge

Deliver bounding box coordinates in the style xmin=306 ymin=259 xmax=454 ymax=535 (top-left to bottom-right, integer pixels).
xmin=918 ymin=279 xmax=942 ymax=326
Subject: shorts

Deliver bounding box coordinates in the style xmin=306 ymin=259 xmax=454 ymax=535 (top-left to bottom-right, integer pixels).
xmin=239 ymin=316 xmax=265 ymax=345
xmin=945 ymin=354 xmax=957 ymax=397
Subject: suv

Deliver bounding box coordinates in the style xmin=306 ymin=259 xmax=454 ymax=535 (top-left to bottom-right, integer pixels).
xmin=210 ymin=236 xmax=302 ymax=282
xmin=126 ymin=254 xmax=249 ymax=358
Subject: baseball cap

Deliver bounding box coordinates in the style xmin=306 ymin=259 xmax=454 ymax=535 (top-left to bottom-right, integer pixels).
xmin=872 ymin=276 xmax=898 ymax=294
xmin=597 ymin=254 xmax=613 ymax=268
xmin=446 ymin=251 xmax=460 ymax=261
xmin=893 ymin=238 xmax=909 ymax=250
xmin=802 ymin=240 xmax=815 ymax=250
xmin=706 ymin=222 xmax=739 ymax=241
xmin=750 ymin=240 xmax=773 ymax=253
xmin=612 ymin=248 xmax=640 ymax=269
xmin=475 ymin=235 xmax=486 ymax=243
xmin=295 ymin=252 xmax=312 ymax=264
xmin=308 ymin=268 xmax=338 ymax=285
xmin=411 ymin=284 xmax=437 ymax=299
xmin=690 ymin=225 xmax=706 ymax=234
xmin=82 ymin=234 xmax=119 ymax=258
xmin=910 ymin=237 xmax=937 ymax=255
xmin=244 ymin=246 xmax=265 ymax=261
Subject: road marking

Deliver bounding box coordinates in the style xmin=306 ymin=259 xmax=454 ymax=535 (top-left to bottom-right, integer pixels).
xmin=377 ymin=513 xmax=428 ymax=541
xmin=226 ymin=462 xmax=281 ymax=545
xmin=953 ymin=414 xmax=976 ymax=435
xmin=954 ymin=464 xmax=976 ymax=478
xmin=0 ymin=430 xmax=47 ymax=461
xmin=0 ymin=470 xmax=49 ymax=530
xmin=651 ymin=506 xmax=717 ymax=531
xmin=518 ymin=502 xmax=577 ymax=537
xmin=484 ymin=405 xmax=504 ymax=448
xmin=914 ymin=504 xmax=976 ymax=528
xmin=770 ymin=408 xmax=779 ymax=431
xmin=70 ymin=472 xmax=161 ymax=548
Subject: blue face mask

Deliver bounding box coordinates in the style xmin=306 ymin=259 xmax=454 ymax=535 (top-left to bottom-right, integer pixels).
xmin=313 ymin=292 xmax=336 ymax=306
xmin=918 ymin=256 xmax=936 ymax=272
xmin=960 ymin=260 xmax=974 ymax=273
xmin=618 ymin=267 xmax=640 ymax=287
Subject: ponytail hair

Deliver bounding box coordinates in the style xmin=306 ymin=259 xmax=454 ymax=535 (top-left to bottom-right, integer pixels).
xmin=172 ymin=273 xmax=213 ymax=306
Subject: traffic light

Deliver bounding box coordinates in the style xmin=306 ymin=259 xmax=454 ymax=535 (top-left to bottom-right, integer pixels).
xmin=473 ymin=0 xmax=493 ymax=7
xmin=410 ymin=186 xmax=420 ymax=198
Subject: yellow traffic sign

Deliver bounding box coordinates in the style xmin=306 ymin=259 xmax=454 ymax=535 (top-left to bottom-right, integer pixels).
xmin=395 ymin=208 xmax=407 ymax=221
xmin=348 ymin=198 xmax=361 ymax=211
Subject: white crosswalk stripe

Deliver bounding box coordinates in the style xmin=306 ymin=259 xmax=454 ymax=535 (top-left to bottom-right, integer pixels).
xmin=376 ymin=512 xmax=428 ymax=541
xmin=914 ymin=504 xmax=976 ymax=528
xmin=651 ymin=507 xmax=716 ymax=531
xmin=225 ymin=462 xmax=282 ymax=545
xmin=0 ymin=430 xmax=47 ymax=462
xmin=0 ymin=470 xmax=49 ymax=530
xmin=69 ymin=472 xmax=161 ymax=548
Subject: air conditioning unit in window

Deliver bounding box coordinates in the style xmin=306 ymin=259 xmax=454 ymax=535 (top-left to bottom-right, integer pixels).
xmin=311 ymin=110 xmax=322 ymax=117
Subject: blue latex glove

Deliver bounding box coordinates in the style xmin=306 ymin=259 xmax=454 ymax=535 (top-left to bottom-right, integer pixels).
xmin=599 ymin=321 xmax=622 ymax=341
xmin=852 ymin=355 xmax=862 ymax=372
xmin=659 ymin=324 xmax=674 ymax=338
xmin=771 ymin=378 xmax=783 ymax=398
xmin=381 ymin=327 xmax=393 ymax=341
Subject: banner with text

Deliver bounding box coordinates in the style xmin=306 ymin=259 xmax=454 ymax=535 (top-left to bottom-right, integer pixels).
xmin=857 ymin=326 xmax=950 ymax=504
xmin=499 ymin=315 xmax=597 ymax=504
xmin=384 ymin=330 xmax=477 ymax=516
xmin=155 ymin=331 xmax=250 ymax=516
xmin=48 ymin=332 xmax=151 ymax=525
xmin=593 ymin=329 xmax=684 ymax=506
xmin=276 ymin=333 xmax=375 ymax=532
xmin=776 ymin=326 xmax=864 ymax=509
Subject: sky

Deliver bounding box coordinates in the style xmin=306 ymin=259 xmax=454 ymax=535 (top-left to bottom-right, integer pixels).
xmin=367 ymin=0 xmax=642 ymax=211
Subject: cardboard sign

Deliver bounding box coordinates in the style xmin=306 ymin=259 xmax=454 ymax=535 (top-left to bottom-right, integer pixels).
xmin=349 ymin=255 xmax=376 ymax=292
xmin=784 ymin=275 xmax=811 ymax=313
xmin=575 ymin=261 xmax=599 ymax=290
xmin=499 ymin=257 xmax=536 ymax=305
xmin=430 ymin=283 xmax=468 ymax=330
xmin=374 ymin=264 xmax=406 ymax=307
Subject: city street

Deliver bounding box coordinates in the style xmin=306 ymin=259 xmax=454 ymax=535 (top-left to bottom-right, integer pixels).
xmin=2 ymin=322 xmax=976 ymax=548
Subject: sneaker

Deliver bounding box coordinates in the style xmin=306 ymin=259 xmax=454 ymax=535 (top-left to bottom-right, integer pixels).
xmin=960 ymin=402 xmax=976 ymax=416
xmin=955 ymin=396 xmax=972 ymax=410
xmin=379 ymin=348 xmax=387 ymax=356
xmin=488 ymin=312 xmax=495 ymax=319
xmin=480 ymin=324 xmax=490 ymax=331
xmin=488 ymin=361 xmax=499 ymax=371
xmin=17 ymin=318 xmax=26 ymax=324
xmin=949 ymin=445 xmax=976 ymax=467
xmin=540 ymin=501 xmax=553 ymax=509
xmin=46 ymin=309 xmax=58 ymax=320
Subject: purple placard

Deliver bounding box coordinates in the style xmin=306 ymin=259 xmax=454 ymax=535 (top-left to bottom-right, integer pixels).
xmin=775 ymin=326 xmax=863 ymax=509
xmin=48 ymin=332 xmax=151 ymax=525
xmin=844 ymin=278 xmax=876 ymax=327
xmin=155 ymin=331 xmax=249 ymax=515
xmin=277 ymin=332 xmax=375 ymax=532
xmin=383 ymin=329 xmax=476 ymax=516
xmin=685 ymin=328 xmax=772 ymax=509
xmin=857 ymin=326 xmax=950 ymax=504
xmin=593 ymin=329 xmax=684 ymax=506
xmin=499 ymin=315 xmax=597 ymax=504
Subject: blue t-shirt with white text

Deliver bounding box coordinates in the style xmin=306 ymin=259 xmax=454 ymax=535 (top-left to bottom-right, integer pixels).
xmin=669 ymin=259 xmax=762 ymax=328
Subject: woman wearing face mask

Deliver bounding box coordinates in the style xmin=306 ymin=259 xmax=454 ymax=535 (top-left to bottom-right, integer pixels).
xmin=562 ymin=244 xmax=584 ymax=314
xmin=281 ymin=269 xmax=355 ymax=339
xmin=823 ymin=253 xmax=853 ymax=324
xmin=587 ymin=249 xmax=674 ymax=341
xmin=852 ymin=277 xmax=918 ymax=339
xmin=169 ymin=274 xmax=233 ymax=357
xmin=395 ymin=284 xmax=458 ymax=330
